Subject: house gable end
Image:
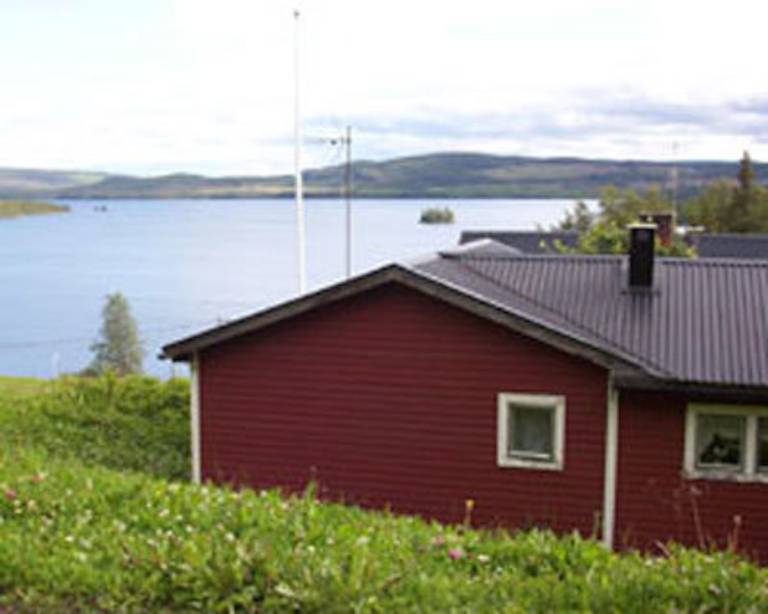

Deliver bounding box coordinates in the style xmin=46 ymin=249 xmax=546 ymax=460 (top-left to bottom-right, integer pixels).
xmin=163 ymin=265 xmax=649 ymax=381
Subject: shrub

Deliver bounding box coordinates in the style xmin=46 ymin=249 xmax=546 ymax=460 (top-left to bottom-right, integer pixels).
xmin=0 ymin=374 xmax=190 ymax=480
xmin=0 ymin=459 xmax=766 ymax=612
xmin=419 ymin=207 xmax=455 ymax=224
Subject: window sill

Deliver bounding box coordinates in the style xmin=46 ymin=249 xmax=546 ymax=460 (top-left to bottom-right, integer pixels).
xmin=683 ymin=470 xmax=768 ymax=484
xmin=498 ymin=457 xmax=563 ymax=471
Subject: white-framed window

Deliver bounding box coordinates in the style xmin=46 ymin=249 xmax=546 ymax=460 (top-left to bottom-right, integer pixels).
xmin=497 ymin=393 xmax=565 ymax=471
xmin=684 ymin=404 xmax=768 ymax=482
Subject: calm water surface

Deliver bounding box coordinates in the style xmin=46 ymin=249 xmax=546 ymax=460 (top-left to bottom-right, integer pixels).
xmin=0 ymin=198 xmax=584 ymax=377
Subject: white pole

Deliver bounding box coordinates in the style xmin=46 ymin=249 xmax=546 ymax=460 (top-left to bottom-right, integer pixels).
xmin=344 ymin=125 xmax=352 ymax=278
xmin=51 ymin=352 xmax=60 ymax=379
xmin=293 ymin=9 xmax=307 ymax=294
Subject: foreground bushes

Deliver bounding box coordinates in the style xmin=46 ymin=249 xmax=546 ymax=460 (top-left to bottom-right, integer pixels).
xmin=0 ymin=374 xmax=189 ymax=480
xmin=1 ymin=453 xmax=767 ymax=613
xmin=0 ymin=376 xmax=767 ymax=612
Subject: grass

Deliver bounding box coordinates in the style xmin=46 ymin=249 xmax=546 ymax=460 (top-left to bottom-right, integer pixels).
xmin=0 ymin=375 xmax=767 ymax=612
xmin=0 ymin=200 xmax=70 ymax=220
xmin=0 ymin=376 xmax=47 ymax=399
xmin=0 ymin=374 xmax=189 ymax=480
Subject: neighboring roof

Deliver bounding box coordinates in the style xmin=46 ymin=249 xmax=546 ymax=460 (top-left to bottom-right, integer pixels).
xmin=691 ymin=233 xmax=768 ymax=259
xmin=460 ymin=230 xmax=579 ymax=254
xmin=163 ymin=240 xmax=768 ymax=392
xmin=460 ymin=229 xmax=768 ymax=260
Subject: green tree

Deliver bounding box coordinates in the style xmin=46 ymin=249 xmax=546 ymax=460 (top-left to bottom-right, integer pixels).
xmin=85 ymin=292 xmax=144 ymax=376
xmin=731 ymin=151 xmax=756 ymax=232
xmin=553 ymin=185 xmax=693 ymax=256
xmin=557 ymin=200 xmax=593 ymax=232
xmin=683 ymin=180 xmax=735 ymax=232
xmin=563 ymin=219 xmax=693 ymax=257
xmin=684 ymin=151 xmax=768 ymax=232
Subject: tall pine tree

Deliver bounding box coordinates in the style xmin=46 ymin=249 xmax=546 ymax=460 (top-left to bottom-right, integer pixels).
xmin=86 ymin=292 xmax=144 ymax=376
xmin=730 ymin=151 xmax=755 ymax=232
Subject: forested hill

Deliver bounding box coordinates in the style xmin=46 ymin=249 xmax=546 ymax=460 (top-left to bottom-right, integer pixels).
xmin=2 ymin=153 xmax=767 ymax=199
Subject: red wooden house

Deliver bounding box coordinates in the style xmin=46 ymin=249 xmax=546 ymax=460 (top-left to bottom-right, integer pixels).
xmin=163 ymin=226 xmax=768 ymax=561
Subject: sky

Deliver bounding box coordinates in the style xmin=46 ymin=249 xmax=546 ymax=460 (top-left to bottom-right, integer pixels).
xmin=1 ymin=0 xmax=768 ymax=176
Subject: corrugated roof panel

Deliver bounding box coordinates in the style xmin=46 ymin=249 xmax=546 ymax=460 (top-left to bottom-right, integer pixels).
xmin=412 ymin=244 xmax=768 ymax=388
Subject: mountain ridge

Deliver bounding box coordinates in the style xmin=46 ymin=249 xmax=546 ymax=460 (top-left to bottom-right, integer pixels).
xmin=2 ymin=152 xmax=765 ymax=199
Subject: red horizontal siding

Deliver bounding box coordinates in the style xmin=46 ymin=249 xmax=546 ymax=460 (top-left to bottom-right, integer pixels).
xmin=200 ymin=282 xmax=608 ymax=536
xmin=616 ymin=391 xmax=768 ymax=562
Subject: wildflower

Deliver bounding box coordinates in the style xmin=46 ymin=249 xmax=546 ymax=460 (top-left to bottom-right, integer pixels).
xmin=432 ymin=535 xmax=446 ymax=547
xmin=31 ymin=473 xmax=46 ymax=484
xmin=448 ymin=548 xmax=465 ymax=560
xmin=3 ymin=489 xmax=17 ymax=501
xmin=477 ymin=554 xmax=491 ymax=564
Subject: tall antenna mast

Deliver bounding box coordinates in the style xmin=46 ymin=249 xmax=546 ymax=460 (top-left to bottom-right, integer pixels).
xmin=344 ymin=125 xmax=352 ymax=278
xmin=671 ymin=141 xmax=680 ymax=216
xmin=293 ymin=8 xmax=307 ymax=294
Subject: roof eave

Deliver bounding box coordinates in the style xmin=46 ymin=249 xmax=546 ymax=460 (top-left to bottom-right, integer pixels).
xmin=162 ymin=261 xmax=653 ymax=382
xmin=161 ymin=264 xmax=405 ymax=361
xmin=614 ymin=372 xmax=768 ymax=399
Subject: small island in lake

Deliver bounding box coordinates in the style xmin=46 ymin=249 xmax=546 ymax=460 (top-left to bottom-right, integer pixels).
xmin=419 ymin=206 xmax=455 ymax=224
xmin=0 ymin=200 xmax=70 ymax=220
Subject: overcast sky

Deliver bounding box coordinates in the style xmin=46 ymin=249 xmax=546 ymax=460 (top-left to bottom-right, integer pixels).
xmin=1 ymin=0 xmax=767 ymax=175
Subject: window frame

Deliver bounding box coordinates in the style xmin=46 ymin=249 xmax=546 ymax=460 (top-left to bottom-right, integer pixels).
xmin=684 ymin=403 xmax=768 ymax=482
xmin=497 ymin=393 xmax=565 ymax=471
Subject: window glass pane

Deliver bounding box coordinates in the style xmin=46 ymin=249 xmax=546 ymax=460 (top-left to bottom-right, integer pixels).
xmin=696 ymin=414 xmax=745 ymax=469
xmin=508 ymin=405 xmax=553 ymax=459
xmin=758 ymin=418 xmax=768 ymax=472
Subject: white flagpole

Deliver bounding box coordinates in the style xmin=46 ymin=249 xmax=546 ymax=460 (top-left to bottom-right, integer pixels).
xmin=293 ymin=8 xmax=307 ymax=294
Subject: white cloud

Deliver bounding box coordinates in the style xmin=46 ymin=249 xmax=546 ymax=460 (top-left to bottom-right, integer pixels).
xmin=1 ymin=0 xmax=767 ymax=174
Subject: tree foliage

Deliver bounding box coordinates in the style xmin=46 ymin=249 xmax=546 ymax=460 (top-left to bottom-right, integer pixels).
xmin=85 ymin=292 xmax=144 ymax=376
xmin=684 ymin=151 xmax=768 ymax=233
xmin=557 ymin=200 xmax=593 ymax=232
xmin=553 ymin=152 xmax=768 ymax=255
xmin=553 ymin=186 xmax=693 ymax=257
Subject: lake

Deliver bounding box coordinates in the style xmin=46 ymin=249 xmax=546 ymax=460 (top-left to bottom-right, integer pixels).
xmin=0 ymin=198 xmax=583 ymax=377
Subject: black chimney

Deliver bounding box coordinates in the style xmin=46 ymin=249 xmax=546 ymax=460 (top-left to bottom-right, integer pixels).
xmin=628 ymin=223 xmax=656 ymax=289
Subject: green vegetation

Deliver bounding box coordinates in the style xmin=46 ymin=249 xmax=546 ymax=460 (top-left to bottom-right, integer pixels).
xmin=419 ymin=206 xmax=455 ymax=224
xmin=0 ymin=375 xmax=189 ymax=480
xmin=684 ymin=151 xmax=768 ymax=232
xmin=1 ymin=375 xmax=767 ymax=611
xmin=555 ymin=153 xmax=768 ymax=255
xmin=553 ymin=186 xmax=694 ymax=256
xmin=0 ymin=376 xmax=47 ymax=399
xmin=0 ymin=200 xmax=69 ymax=219
xmin=84 ymin=293 xmax=145 ymax=376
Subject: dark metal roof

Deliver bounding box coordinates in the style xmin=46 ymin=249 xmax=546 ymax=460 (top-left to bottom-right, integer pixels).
xmin=691 ymin=233 xmax=768 ymax=259
xmin=163 ymin=239 xmax=768 ymax=391
xmin=460 ymin=230 xmax=579 ymax=253
xmin=414 ymin=243 xmax=768 ymax=389
xmin=461 ymin=229 xmax=768 ymax=260
xmin=162 ymin=262 xmax=646 ymax=380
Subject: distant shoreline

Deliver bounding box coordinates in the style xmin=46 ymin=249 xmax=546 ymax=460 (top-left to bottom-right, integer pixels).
xmin=3 ymin=151 xmax=763 ymax=201
xmin=50 ymin=194 xmax=588 ymax=201
xmin=0 ymin=200 xmax=70 ymax=220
